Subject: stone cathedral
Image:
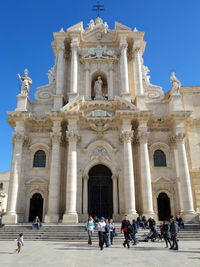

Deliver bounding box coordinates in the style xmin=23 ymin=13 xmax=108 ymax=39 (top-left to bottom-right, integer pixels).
xmin=2 ymin=17 xmax=200 ymax=224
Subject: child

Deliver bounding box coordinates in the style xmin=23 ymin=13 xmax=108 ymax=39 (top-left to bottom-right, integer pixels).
xmin=16 ymin=233 xmax=24 ymax=253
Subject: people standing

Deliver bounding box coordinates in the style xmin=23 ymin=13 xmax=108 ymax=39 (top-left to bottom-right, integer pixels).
xmin=161 ymin=221 xmax=171 ymax=248
xmin=97 ymin=217 xmax=106 ymax=250
xmin=131 ymin=219 xmax=138 ymax=245
xmin=121 ymin=215 xmax=131 ymax=248
xmin=94 ymin=216 xmax=99 ymax=230
xmin=109 ymin=219 xmax=115 ymax=245
xmin=85 ymin=216 xmax=95 ymax=245
xmin=169 ymin=216 xmax=179 ymax=250
xmin=15 ymin=233 xmax=24 ymax=253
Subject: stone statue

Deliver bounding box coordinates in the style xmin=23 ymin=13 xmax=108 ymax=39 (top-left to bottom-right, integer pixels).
xmin=103 ymin=22 xmax=108 ymax=34
xmin=170 ymin=72 xmax=181 ymax=94
xmin=88 ymin=19 xmax=95 ymax=30
xmin=94 ymin=76 xmax=104 ymax=100
xmin=17 ymin=69 xmax=32 ymax=96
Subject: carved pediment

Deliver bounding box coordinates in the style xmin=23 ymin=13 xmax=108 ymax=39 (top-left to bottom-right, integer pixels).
xmin=114 ymin=96 xmax=138 ymax=111
xmin=115 ymin=22 xmax=132 ymax=32
xmin=61 ymin=96 xmax=85 ymax=111
xmin=153 ymin=176 xmax=173 ymax=184
xmin=67 ymin=22 xmax=83 ymax=32
xmin=25 ymin=177 xmax=48 ymax=185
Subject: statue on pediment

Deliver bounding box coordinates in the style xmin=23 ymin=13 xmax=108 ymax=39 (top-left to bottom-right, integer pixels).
xmin=94 ymin=76 xmax=104 ymax=100
xmin=170 ymin=72 xmax=181 ymax=94
xmin=17 ymin=69 xmax=32 ymax=96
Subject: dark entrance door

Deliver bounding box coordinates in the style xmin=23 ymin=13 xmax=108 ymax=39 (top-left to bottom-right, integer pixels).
xmin=29 ymin=193 xmax=43 ymax=222
xmin=157 ymin=192 xmax=171 ymax=221
xmin=88 ymin=165 xmax=113 ymax=218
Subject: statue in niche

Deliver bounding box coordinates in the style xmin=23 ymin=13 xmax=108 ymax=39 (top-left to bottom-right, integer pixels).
xmin=17 ymin=69 xmax=32 ymax=96
xmin=170 ymin=72 xmax=181 ymax=94
xmin=94 ymin=76 xmax=104 ymax=100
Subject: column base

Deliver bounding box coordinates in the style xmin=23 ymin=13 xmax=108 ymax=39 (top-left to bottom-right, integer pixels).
xmin=52 ymin=95 xmax=63 ymax=111
xmin=44 ymin=214 xmax=59 ymax=223
xmin=2 ymin=213 xmax=18 ymax=224
xmin=182 ymin=212 xmax=199 ymax=223
xmin=62 ymin=213 xmax=78 ymax=224
xmin=135 ymin=95 xmax=147 ymax=110
xmin=120 ymin=92 xmax=131 ymax=102
xmin=68 ymin=92 xmax=78 ymax=101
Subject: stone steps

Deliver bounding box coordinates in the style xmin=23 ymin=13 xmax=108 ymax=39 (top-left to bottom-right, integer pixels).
xmin=0 ymin=224 xmax=200 ymax=241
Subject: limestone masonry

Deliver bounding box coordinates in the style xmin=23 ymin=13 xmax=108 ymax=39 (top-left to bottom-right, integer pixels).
xmin=1 ymin=17 xmax=200 ymax=224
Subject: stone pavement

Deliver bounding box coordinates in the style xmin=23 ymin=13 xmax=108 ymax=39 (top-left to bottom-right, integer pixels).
xmin=0 ymin=240 xmax=199 ymax=267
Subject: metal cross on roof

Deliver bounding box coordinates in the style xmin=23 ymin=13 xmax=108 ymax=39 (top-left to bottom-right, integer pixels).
xmin=92 ymin=0 xmax=105 ymax=17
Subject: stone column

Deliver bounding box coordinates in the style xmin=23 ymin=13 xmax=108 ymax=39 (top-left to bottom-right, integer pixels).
xmin=175 ymin=133 xmax=195 ymax=219
xmin=133 ymin=44 xmax=144 ymax=95
xmin=120 ymin=130 xmax=137 ymax=218
xmin=112 ymin=175 xmax=119 ymax=215
xmin=82 ymin=176 xmax=88 ymax=215
xmin=69 ymin=38 xmax=79 ymax=100
xmin=138 ymin=131 xmax=154 ymax=217
xmin=63 ymin=129 xmax=80 ymax=224
xmin=54 ymin=40 xmax=65 ymax=110
xmin=170 ymin=138 xmax=184 ymax=214
xmin=3 ymin=133 xmax=25 ymax=224
xmin=120 ymin=37 xmax=129 ymax=97
xmin=85 ymin=62 xmax=90 ymax=100
xmin=45 ymin=123 xmax=62 ymax=223
xmin=108 ymin=62 xmax=114 ymax=100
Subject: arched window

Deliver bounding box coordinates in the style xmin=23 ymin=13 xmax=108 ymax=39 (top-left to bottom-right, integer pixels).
xmin=153 ymin=149 xmax=167 ymax=167
xmin=33 ymin=150 xmax=46 ymax=168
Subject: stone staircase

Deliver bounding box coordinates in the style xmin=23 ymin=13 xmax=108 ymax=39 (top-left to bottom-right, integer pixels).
xmin=0 ymin=224 xmax=200 ymax=241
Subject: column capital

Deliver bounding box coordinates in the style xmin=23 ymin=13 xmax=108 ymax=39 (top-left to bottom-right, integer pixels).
xmin=12 ymin=132 xmax=27 ymax=144
xmin=137 ymin=131 xmax=149 ymax=143
xmin=83 ymin=175 xmax=89 ymax=181
xmin=57 ymin=40 xmax=65 ymax=53
xmin=66 ymin=130 xmax=80 ymax=143
xmin=120 ymin=130 xmax=134 ymax=143
xmin=51 ymin=132 xmax=62 ymax=144
xmin=112 ymin=175 xmax=118 ymax=181
xmin=170 ymin=132 xmax=186 ymax=144
xmin=71 ymin=38 xmax=79 ymax=50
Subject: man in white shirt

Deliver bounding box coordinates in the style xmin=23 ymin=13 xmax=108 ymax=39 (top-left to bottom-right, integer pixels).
xmin=85 ymin=216 xmax=95 ymax=245
xmin=97 ymin=217 xmax=106 ymax=250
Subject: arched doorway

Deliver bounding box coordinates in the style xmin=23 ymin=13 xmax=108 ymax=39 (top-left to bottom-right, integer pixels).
xmin=88 ymin=164 xmax=113 ymax=218
xmin=29 ymin=193 xmax=43 ymax=222
xmin=157 ymin=192 xmax=171 ymax=221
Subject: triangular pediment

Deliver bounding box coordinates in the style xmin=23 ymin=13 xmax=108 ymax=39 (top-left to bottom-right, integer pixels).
xmin=153 ymin=176 xmax=173 ymax=184
xmin=83 ymin=29 xmax=115 ymax=43
xmin=67 ymin=22 xmax=83 ymax=32
xmin=115 ymin=22 xmax=132 ymax=32
xmin=25 ymin=177 xmax=48 ymax=185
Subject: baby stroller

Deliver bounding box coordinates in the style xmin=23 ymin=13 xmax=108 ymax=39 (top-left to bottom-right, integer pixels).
xmin=144 ymin=227 xmax=162 ymax=242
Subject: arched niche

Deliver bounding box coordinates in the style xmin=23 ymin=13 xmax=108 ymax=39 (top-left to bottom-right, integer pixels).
xmin=91 ymin=71 xmax=108 ymax=100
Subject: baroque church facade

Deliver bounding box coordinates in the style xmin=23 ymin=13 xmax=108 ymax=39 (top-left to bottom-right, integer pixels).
xmin=2 ymin=17 xmax=200 ymax=224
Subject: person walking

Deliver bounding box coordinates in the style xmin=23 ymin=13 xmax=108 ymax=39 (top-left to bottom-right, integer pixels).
xmin=85 ymin=216 xmax=95 ymax=245
xmin=109 ymin=219 xmax=115 ymax=245
xmin=15 ymin=233 xmax=24 ymax=253
xmin=161 ymin=221 xmax=171 ymax=248
xmin=121 ymin=215 xmax=131 ymax=248
xmin=105 ymin=218 xmax=110 ymax=247
xmin=169 ymin=216 xmax=179 ymax=250
xmin=131 ymin=219 xmax=138 ymax=245
xmin=97 ymin=217 xmax=106 ymax=250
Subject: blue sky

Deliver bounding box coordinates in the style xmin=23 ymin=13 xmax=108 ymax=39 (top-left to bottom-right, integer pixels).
xmin=0 ymin=0 xmax=200 ymax=172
